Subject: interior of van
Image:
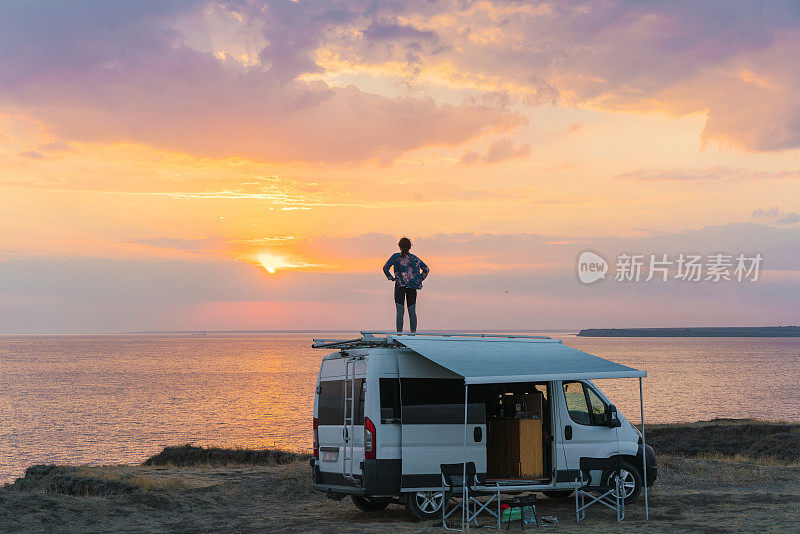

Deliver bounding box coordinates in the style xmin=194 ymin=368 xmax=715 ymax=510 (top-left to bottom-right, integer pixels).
xmin=482 ymin=382 xmax=553 ymax=484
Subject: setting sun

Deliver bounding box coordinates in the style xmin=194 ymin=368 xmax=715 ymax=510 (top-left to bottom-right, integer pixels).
xmin=257 ymin=253 xmax=293 ymax=274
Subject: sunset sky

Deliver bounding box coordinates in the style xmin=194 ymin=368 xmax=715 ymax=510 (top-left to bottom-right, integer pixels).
xmin=1 ymin=1 xmax=799 ymax=333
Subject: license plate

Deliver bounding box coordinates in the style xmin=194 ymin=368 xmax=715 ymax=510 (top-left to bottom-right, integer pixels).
xmin=322 ymin=450 xmax=339 ymax=462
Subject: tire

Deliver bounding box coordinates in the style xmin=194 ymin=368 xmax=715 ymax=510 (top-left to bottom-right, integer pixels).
xmin=351 ymin=495 xmax=390 ymax=512
xmin=619 ymin=461 xmax=643 ymax=504
xmin=542 ymin=490 xmax=574 ymax=499
xmin=404 ymin=490 xmax=444 ymax=520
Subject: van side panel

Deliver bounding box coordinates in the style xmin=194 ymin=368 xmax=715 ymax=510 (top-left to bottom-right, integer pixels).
xmin=398 ymin=351 xmax=487 ymax=490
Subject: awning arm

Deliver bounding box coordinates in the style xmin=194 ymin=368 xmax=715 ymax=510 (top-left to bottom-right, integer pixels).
xmin=463 ymin=382 xmax=469 ymax=531
xmin=640 ymin=377 xmax=649 ymax=520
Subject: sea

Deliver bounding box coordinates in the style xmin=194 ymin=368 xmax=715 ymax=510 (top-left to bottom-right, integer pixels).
xmin=1 ymin=332 xmax=798 ymax=483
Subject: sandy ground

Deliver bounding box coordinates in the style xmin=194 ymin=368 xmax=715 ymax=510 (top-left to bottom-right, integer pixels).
xmin=1 ymin=421 xmax=798 ymax=533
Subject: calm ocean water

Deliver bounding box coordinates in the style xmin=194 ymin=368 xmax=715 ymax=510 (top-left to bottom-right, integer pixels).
xmin=1 ymin=332 xmax=798 ymax=482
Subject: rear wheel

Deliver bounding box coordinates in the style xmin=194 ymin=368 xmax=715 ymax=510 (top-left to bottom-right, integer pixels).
xmin=405 ymin=490 xmax=444 ymax=520
xmin=542 ymin=490 xmax=574 ymax=499
xmin=351 ymin=495 xmax=390 ymax=512
xmin=619 ymin=461 xmax=643 ymax=504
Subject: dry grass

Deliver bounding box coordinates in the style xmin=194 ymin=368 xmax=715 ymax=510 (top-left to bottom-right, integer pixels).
xmin=72 ymin=467 xmax=125 ymax=482
xmin=143 ymin=444 xmax=310 ymax=468
xmin=125 ymin=475 xmax=194 ymax=491
xmin=2 ymin=420 xmax=799 ymax=533
xmin=695 ymin=451 xmax=799 ymax=466
xmin=2 ymin=456 xmax=798 ymax=533
xmin=643 ymin=418 xmax=800 ymax=463
xmin=71 ymin=466 xmax=196 ymax=491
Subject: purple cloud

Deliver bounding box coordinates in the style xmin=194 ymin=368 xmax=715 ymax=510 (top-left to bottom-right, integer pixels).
xmin=363 ymin=22 xmax=439 ymax=42
xmin=322 ymin=1 xmax=800 ymax=152
xmin=0 ymin=1 xmax=522 ymax=164
xmin=752 ymin=206 xmax=781 ymax=218
xmin=754 ymin=206 xmax=800 ymax=226
xmin=2 ymin=0 xmax=799 ymax=161
xmin=777 ymin=212 xmax=800 ymax=225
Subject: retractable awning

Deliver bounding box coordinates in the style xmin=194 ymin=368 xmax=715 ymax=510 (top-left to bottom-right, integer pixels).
xmin=391 ymin=335 xmax=646 ymax=384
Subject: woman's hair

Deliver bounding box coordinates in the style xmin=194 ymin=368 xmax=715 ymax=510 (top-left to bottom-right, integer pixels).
xmin=398 ymin=236 xmax=412 ymax=256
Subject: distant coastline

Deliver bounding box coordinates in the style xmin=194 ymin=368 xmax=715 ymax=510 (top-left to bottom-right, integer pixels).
xmin=577 ymin=326 xmax=800 ymax=337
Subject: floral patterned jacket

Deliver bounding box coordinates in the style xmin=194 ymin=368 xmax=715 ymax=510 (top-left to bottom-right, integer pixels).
xmin=383 ymin=252 xmax=430 ymax=290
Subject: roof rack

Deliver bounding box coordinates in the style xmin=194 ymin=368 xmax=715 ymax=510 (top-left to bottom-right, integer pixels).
xmin=364 ymin=331 xmax=552 ymax=340
xmin=311 ymin=331 xmax=552 ymax=349
xmin=311 ymin=337 xmax=389 ymax=349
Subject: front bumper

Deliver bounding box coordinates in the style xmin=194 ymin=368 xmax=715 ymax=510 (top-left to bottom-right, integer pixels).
xmin=638 ymin=443 xmax=657 ymax=486
xmin=645 ymin=465 xmax=657 ymax=486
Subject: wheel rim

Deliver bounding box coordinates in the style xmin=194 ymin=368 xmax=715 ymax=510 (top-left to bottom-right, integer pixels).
xmin=415 ymin=491 xmax=443 ymax=513
xmin=619 ymin=469 xmax=637 ymax=498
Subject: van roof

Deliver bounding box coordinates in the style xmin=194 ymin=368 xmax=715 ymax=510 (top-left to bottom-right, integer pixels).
xmin=312 ymin=332 xmax=646 ymax=383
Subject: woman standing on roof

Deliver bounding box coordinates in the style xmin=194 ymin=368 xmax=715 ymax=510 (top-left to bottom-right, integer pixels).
xmin=383 ymin=237 xmax=429 ymax=333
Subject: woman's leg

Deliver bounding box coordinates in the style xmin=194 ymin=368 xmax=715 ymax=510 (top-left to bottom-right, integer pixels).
xmin=395 ymin=304 xmax=404 ymax=332
xmin=406 ymin=289 xmax=418 ymax=332
xmin=394 ymin=284 xmax=405 ymax=332
xmin=407 ymin=305 xmax=417 ymax=332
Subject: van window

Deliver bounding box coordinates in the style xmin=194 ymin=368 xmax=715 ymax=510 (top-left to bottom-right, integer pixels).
xmin=585 ymin=385 xmax=607 ymax=425
xmin=400 ymin=378 xmax=485 ymax=425
xmin=317 ymin=379 xmax=365 ymax=426
xmin=318 ymin=380 xmax=343 ymax=425
xmin=380 ymin=378 xmax=401 ymax=423
xmin=563 ymin=381 xmax=591 ymax=425
xmin=563 ymin=381 xmax=607 ymax=426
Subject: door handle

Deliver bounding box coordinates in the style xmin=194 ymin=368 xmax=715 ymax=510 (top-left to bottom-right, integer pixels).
xmin=564 ymin=425 xmax=572 ymax=440
xmin=343 ymin=427 xmax=349 ymax=441
xmin=473 ymin=426 xmax=482 ymax=443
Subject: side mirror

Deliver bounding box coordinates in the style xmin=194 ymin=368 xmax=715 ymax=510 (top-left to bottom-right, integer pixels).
xmin=604 ymin=405 xmax=621 ymax=428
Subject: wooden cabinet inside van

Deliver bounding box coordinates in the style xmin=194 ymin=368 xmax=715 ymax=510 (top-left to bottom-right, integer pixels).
xmin=487 ymin=418 xmax=544 ymax=479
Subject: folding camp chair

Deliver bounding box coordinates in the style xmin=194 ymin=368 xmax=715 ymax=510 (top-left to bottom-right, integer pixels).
xmin=441 ymin=462 xmax=501 ymax=531
xmin=574 ymin=456 xmax=625 ymax=523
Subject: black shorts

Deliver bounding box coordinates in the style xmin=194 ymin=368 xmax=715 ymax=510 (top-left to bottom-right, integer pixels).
xmin=394 ymin=284 xmax=417 ymax=307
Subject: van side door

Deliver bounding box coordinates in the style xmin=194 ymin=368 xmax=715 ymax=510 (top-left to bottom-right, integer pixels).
xmin=558 ymin=380 xmax=619 ymax=483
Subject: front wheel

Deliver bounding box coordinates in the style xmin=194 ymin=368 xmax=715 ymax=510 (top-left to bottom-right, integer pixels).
xmin=619 ymin=461 xmax=643 ymax=504
xmin=405 ymin=490 xmax=443 ymax=520
xmin=351 ymin=495 xmax=390 ymax=512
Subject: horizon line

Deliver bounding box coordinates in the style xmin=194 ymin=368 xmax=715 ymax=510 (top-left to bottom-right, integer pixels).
xmin=0 ymin=328 xmax=581 ymax=336
xmin=0 ymin=325 xmax=796 ymax=336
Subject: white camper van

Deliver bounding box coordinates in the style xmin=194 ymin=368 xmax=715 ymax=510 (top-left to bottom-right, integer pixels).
xmin=310 ymin=333 xmax=656 ymax=520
